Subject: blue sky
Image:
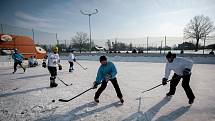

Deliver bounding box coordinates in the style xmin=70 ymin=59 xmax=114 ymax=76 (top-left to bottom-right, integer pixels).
xmin=0 ymin=0 xmax=215 ymax=45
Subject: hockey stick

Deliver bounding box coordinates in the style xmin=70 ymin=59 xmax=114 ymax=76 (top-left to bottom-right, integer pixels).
xmin=57 ymin=77 xmax=72 ymax=86
xmin=59 ymin=87 xmax=93 ymax=102
xmin=141 ymin=80 xmax=171 ymax=93
xmin=75 ymin=61 xmax=87 ymax=70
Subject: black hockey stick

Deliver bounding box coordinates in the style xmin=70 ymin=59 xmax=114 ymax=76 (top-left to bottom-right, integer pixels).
xmin=141 ymin=80 xmax=171 ymax=93
xmin=57 ymin=77 xmax=72 ymax=86
xmin=75 ymin=61 xmax=87 ymax=70
xmin=59 ymin=87 xmax=93 ymax=102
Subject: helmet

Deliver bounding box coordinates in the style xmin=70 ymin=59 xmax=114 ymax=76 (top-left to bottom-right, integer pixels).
xmin=52 ymin=47 xmax=58 ymax=53
xmin=14 ymin=48 xmax=18 ymax=53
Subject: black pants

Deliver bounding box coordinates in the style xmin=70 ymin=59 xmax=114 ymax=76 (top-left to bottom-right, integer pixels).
xmin=94 ymin=78 xmax=123 ymax=99
xmin=168 ymin=73 xmax=195 ymax=100
xmin=14 ymin=61 xmax=24 ymax=72
xmin=48 ymin=66 xmax=57 ymax=77
xmin=69 ymin=62 xmax=74 ymax=69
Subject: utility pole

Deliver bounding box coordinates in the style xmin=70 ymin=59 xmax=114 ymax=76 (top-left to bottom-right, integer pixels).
xmin=147 ymin=36 xmax=149 ymax=54
xmin=32 ymin=29 xmax=34 ymax=43
xmin=56 ymin=33 xmax=59 ymax=46
xmin=1 ymin=24 xmax=3 ymax=34
xmin=164 ymin=36 xmax=166 ymax=54
xmin=160 ymin=41 xmax=163 ymax=54
xmin=80 ymin=9 xmax=98 ymax=53
xmin=203 ymin=35 xmax=206 ymax=54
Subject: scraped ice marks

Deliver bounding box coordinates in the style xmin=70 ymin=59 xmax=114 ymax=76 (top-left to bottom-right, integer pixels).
xmin=31 ymin=104 xmax=59 ymax=116
xmin=0 ymin=108 xmax=9 ymax=115
xmin=0 ymin=108 xmax=30 ymax=121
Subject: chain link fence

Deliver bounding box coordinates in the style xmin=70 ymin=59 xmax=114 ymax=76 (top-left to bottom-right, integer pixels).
xmin=0 ymin=24 xmax=57 ymax=45
xmin=1 ymin=23 xmax=214 ymax=54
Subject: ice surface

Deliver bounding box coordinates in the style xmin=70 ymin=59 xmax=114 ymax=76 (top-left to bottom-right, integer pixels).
xmin=0 ymin=60 xmax=215 ymax=121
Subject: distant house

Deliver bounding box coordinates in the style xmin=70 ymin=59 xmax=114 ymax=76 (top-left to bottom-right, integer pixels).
xmin=178 ymin=42 xmax=195 ymax=50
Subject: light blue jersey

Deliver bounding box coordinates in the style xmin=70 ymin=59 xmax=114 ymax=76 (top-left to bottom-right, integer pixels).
xmin=96 ymin=61 xmax=117 ymax=84
xmin=12 ymin=53 xmax=24 ymax=63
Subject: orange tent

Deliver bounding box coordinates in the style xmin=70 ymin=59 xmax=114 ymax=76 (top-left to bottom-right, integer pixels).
xmin=0 ymin=34 xmax=46 ymax=59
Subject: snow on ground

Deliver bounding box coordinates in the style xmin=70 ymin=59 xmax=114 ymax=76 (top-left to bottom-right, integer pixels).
xmin=0 ymin=60 xmax=215 ymax=121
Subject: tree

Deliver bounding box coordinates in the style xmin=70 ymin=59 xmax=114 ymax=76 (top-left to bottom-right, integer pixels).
xmin=184 ymin=15 xmax=215 ymax=51
xmin=72 ymin=32 xmax=89 ymax=53
xmin=129 ymin=43 xmax=133 ymax=51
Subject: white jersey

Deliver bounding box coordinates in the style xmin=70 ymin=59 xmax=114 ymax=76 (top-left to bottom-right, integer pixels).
xmin=68 ymin=53 xmax=75 ymax=62
xmin=47 ymin=53 xmax=60 ymax=67
xmin=164 ymin=57 xmax=193 ymax=79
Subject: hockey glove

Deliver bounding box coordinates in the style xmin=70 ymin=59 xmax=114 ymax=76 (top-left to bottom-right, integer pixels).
xmin=105 ymin=74 xmax=112 ymax=81
xmin=73 ymin=58 xmax=76 ymax=62
xmin=58 ymin=64 xmax=62 ymax=70
xmin=42 ymin=62 xmax=46 ymax=68
xmin=162 ymin=78 xmax=168 ymax=85
xmin=92 ymin=81 xmax=99 ymax=89
xmin=183 ymin=68 xmax=191 ymax=76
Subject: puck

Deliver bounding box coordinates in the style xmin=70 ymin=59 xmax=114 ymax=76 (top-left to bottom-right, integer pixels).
xmin=52 ymin=100 xmax=55 ymax=102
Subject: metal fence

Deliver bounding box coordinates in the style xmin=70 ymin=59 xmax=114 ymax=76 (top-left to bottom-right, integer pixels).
xmin=0 ymin=24 xmax=57 ymax=45
xmin=1 ymin=23 xmax=214 ymax=54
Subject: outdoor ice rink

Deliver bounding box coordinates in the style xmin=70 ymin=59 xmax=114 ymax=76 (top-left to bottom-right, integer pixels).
xmin=0 ymin=60 xmax=215 ymax=121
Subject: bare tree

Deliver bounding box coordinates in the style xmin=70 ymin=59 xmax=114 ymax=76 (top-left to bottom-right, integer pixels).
xmin=184 ymin=15 xmax=215 ymax=51
xmin=72 ymin=32 xmax=89 ymax=53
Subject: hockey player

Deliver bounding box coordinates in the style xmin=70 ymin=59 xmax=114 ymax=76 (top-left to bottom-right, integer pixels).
xmin=162 ymin=51 xmax=195 ymax=104
xmin=68 ymin=50 xmax=76 ymax=72
xmin=12 ymin=49 xmax=26 ymax=74
xmin=42 ymin=47 xmax=62 ymax=87
xmin=92 ymin=56 xmax=124 ymax=104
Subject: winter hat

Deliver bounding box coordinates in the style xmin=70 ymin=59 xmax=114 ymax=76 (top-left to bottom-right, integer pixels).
xmin=99 ymin=55 xmax=107 ymax=62
xmin=14 ymin=48 xmax=18 ymax=53
xmin=166 ymin=51 xmax=176 ymax=59
xmin=52 ymin=47 xmax=58 ymax=53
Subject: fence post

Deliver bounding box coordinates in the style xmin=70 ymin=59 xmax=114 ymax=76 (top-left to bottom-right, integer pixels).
xmin=160 ymin=41 xmax=162 ymax=54
xmin=56 ymin=33 xmax=59 ymax=46
xmin=32 ymin=29 xmax=34 ymax=42
xmin=164 ymin=36 xmax=166 ymax=54
xmin=203 ymin=35 xmax=206 ymax=55
xmin=147 ymin=36 xmax=148 ymax=54
xmin=1 ymin=24 xmax=3 ymax=34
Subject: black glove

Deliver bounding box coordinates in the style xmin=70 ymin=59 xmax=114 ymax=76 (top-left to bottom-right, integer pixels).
xmin=105 ymin=74 xmax=112 ymax=81
xmin=92 ymin=81 xmax=99 ymax=89
xmin=58 ymin=64 xmax=62 ymax=70
xmin=73 ymin=58 xmax=76 ymax=62
xmin=42 ymin=62 xmax=46 ymax=68
xmin=183 ymin=68 xmax=191 ymax=76
xmin=162 ymin=78 xmax=168 ymax=85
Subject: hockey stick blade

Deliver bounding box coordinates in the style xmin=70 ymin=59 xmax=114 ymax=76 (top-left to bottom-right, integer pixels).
xmin=58 ymin=99 xmax=69 ymax=102
xmin=58 ymin=88 xmax=93 ymax=102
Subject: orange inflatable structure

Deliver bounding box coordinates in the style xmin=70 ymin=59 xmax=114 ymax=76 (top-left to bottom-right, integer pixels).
xmin=0 ymin=34 xmax=46 ymax=59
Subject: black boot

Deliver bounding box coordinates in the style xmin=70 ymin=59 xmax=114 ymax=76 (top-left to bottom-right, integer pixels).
xmin=166 ymin=93 xmax=173 ymax=97
xmin=50 ymin=77 xmax=58 ymax=88
xmin=23 ymin=68 xmax=26 ymax=72
xmin=189 ymin=97 xmax=195 ymax=104
xmin=50 ymin=82 xmax=58 ymax=87
xmin=94 ymin=98 xmax=99 ymax=103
